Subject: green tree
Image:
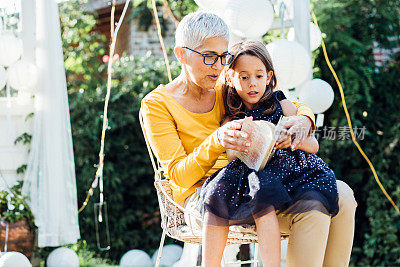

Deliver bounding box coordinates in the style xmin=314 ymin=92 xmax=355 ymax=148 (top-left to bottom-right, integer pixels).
xmin=60 ymin=0 xmax=181 ymax=262
xmin=312 ymin=0 xmax=400 ymax=265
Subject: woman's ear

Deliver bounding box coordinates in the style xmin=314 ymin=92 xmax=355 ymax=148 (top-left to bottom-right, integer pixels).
xmin=174 ymin=47 xmax=187 ymax=64
xmin=266 ymin=70 xmax=274 ymax=85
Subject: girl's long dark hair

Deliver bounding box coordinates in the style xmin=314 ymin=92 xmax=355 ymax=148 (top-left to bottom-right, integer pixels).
xmin=222 ymin=40 xmax=278 ymax=122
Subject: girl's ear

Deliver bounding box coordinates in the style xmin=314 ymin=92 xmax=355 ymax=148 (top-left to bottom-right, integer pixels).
xmin=266 ymin=70 xmax=274 ymax=85
xmin=174 ymin=47 xmax=187 ymax=64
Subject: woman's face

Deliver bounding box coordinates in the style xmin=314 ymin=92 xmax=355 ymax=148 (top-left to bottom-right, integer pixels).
xmin=184 ymin=37 xmax=229 ymax=90
xmin=230 ymin=54 xmax=272 ymax=110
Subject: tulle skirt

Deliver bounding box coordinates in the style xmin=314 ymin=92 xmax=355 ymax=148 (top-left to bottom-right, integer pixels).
xmin=200 ymin=150 xmax=339 ymax=226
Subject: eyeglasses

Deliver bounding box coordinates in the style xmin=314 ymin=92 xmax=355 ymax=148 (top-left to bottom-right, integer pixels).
xmin=183 ymin=47 xmax=234 ymax=66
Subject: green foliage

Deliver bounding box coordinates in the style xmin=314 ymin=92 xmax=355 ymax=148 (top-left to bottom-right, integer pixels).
xmin=60 ymin=0 xmax=182 ymax=261
xmin=0 ymin=181 xmax=35 ymax=227
xmin=312 ymin=0 xmax=400 ymax=265
xmin=129 ymin=0 xmax=198 ymax=33
xmin=14 ymin=132 xmax=32 ymax=146
xmin=130 ymin=0 xmax=168 ymax=33
xmin=69 ymin=52 xmax=180 ymax=261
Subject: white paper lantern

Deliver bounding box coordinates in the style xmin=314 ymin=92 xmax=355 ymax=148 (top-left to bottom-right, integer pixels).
xmin=0 ymin=0 xmax=14 ymax=9
xmin=120 ymin=249 xmax=152 ymax=267
xmin=151 ymin=244 xmax=183 ymax=266
xmin=0 ymin=252 xmax=31 ymax=267
xmin=0 ymin=66 xmax=6 ymax=90
xmin=298 ymin=79 xmax=334 ymax=114
xmin=287 ymin=22 xmax=322 ymax=51
xmin=194 ymin=0 xmax=228 ymax=16
xmin=223 ymin=0 xmax=274 ymax=38
xmin=229 ymin=31 xmax=244 ymax=47
xmin=266 ymin=39 xmax=311 ymax=90
xmin=46 ymin=247 xmax=79 ymax=267
xmin=0 ymin=33 xmax=23 ymax=67
xmin=7 ymin=60 xmax=39 ymax=92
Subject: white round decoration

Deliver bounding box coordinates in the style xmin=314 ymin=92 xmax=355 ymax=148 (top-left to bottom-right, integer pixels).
xmin=266 ymin=39 xmax=311 ymax=90
xmin=0 ymin=33 xmax=23 ymax=67
xmin=151 ymin=244 xmax=183 ymax=266
xmin=0 ymin=0 xmax=14 ymax=9
xmin=223 ymin=0 xmax=274 ymax=38
xmin=298 ymin=78 xmax=334 ymax=114
xmin=0 ymin=252 xmax=31 ymax=267
xmin=287 ymin=22 xmax=322 ymax=51
xmin=194 ymin=0 xmax=228 ymax=16
xmin=46 ymin=247 xmax=79 ymax=267
xmin=119 ymin=249 xmax=152 ymax=267
xmin=0 ymin=66 xmax=6 ymax=90
xmin=7 ymin=60 xmax=39 ymax=92
xmin=229 ymin=31 xmax=244 ymax=47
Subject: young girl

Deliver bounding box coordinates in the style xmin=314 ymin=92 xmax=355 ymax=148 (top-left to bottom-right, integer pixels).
xmin=199 ymin=40 xmax=339 ymax=266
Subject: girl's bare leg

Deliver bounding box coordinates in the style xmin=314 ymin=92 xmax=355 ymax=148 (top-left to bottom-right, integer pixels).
xmin=254 ymin=210 xmax=281 ymax=267
xmin=202 ymin=212 xmax=229 ymax=267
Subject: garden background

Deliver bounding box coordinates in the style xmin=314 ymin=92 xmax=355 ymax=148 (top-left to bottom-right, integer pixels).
xmin=59 ymin=0 xmax=400 ymax=265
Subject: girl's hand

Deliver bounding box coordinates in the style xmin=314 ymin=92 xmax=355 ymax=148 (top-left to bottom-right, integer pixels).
xmin=284 ymin=115 xmax=312 ymax=150
xmin=274 ymin=133 xmax=292 ymax=150
xmin=217 ymin=119 xmax=250 ymax=152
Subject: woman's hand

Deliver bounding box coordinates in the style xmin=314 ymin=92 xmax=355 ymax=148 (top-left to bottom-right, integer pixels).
xmin=217 ymin=119 xmax=250 ymax=152
xmin=283 ymin=115 xmax=312 ymax=151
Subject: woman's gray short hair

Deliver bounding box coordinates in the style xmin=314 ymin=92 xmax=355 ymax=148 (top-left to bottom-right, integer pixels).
xmin=175 ymin=11 xmax=230 ymax=50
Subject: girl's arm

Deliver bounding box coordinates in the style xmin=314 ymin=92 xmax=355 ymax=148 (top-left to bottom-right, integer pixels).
xmin=280 ymin=99 xmax=319 ymax=153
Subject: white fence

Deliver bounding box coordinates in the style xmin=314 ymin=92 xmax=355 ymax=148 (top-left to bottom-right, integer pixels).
xmin=0 ymin=96 xmax=33 ymax=189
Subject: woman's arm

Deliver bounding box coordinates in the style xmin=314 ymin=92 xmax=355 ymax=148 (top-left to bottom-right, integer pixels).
xmin=141 ymin=97 xmax=226 ymax=189
xmin=292 ymin=101 xmax=315 ymax=134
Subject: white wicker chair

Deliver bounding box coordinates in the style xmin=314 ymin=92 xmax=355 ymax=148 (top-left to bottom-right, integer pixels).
xmin=139 ymin=108 xmax=288 ymax=266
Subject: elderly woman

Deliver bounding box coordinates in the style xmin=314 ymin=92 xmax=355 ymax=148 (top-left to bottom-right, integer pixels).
xmin=141 ymin=11 xmax=357 ymax=267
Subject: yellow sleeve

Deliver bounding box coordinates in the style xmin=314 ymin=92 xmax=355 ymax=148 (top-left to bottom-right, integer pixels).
xmin=141 ymin=98 xmax=225 ymax=189
xmin=293 ymin=101 xmax=316 ymax=135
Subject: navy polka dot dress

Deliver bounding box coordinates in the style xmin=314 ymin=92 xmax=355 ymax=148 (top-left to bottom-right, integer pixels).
xmin=200 ymin=91 xmax=339 ymax=226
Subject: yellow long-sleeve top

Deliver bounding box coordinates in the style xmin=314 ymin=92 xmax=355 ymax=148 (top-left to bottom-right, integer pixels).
xmin=141 ymin=84 xmax=315 ymax=204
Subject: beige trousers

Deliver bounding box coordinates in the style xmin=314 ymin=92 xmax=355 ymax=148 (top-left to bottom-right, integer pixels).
xmin=279 ymin=180 xmax=357 ymax=267
xmin=184 ymin=180 xmax=357 ymax=267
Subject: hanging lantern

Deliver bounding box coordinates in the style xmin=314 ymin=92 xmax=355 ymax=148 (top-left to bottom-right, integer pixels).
xmin=287 ymin=22 xmax=322 ymax=51
xmin=0 ymin=0 xmax=14 ymax=9
xmin=0 ymin=66 xmax=6 ymax=90
xmin=194 ymin=0 xmax=228 ymax=16
xmin=47 ymin=247 xmax=79 ymax=267
xmin=298 ymin=79 xmax=334 ymax=114
xmin=0 ymin=252 xmax=31 ymax=267
xmin=223 ymin=0 xmax=274 ymax=38
xmin=151 ymin=244 xmax=184 ymax=266
xmin=7 ymin=60 xmax=39 ymax=92
xmin=0 ymin=33 xmax=23 ymax=67
xmin=120 ymin=249 xmax=152 ymax=267
xmin=229 ymin=31 xmax=244 ymax=47
xmin=266 ymin=39 xmax=311 ymax=90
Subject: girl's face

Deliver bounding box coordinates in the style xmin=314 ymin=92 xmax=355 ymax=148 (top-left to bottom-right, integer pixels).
xmin=230 ymin=54 xmax=273 ymax=110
